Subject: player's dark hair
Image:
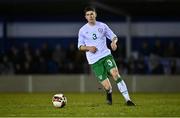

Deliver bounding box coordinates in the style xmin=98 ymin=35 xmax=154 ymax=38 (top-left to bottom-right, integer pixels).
xmin=84 ymin=6 xmax=96 ymax=14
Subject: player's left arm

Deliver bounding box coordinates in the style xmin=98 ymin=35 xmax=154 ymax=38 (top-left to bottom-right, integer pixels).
xmin=104 ymin=24 xmax=118 ymax=51
xmin=111 ymin=37 xmax=118 ymax=51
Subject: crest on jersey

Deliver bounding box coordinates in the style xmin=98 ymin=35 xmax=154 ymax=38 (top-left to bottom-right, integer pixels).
xmin=98 ymin=75 xmax=103 ymax=80
xmin=98 ymin=28 xmax=103 ymax=33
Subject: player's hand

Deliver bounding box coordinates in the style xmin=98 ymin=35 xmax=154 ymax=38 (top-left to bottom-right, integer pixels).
xmin=111 ymin=42 xmax=117 ymax=51
xmin=87 ymin=46 xmax=97 ymax=53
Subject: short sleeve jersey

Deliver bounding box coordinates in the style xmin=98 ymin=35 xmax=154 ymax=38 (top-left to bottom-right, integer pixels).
xmin=78 ymin=21 xmax=117 ymax=64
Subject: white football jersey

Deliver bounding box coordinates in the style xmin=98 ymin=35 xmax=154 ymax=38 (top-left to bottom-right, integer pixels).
xmin=78 ymin=21 xmax=117 ymax=64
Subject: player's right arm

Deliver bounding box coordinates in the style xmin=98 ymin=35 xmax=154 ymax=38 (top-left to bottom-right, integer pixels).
xmin=79 ymin=45 xmax=97 ymax=53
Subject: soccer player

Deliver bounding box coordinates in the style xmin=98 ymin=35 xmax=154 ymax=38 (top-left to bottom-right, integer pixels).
xmin=78 ymin=6 xmax=135 ymax=106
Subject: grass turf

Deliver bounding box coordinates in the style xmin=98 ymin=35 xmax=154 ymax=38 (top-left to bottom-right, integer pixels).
xmin=0 ymin=92 xmax=180 ymax=117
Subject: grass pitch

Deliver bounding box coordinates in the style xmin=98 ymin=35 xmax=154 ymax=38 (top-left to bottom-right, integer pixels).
xmin=0 ymin=92 xmax=180 ymax=117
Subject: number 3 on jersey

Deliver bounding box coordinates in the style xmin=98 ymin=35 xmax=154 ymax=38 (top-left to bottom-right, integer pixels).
xmin=92 ymin=33 xmax=97 ymax=40
xmin=107 ymin=59 xmax=113 ymax=67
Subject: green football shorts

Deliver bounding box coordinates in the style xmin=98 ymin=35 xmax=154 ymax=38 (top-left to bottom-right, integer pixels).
xmin=91 ymin=54 xmax=117 ymax=83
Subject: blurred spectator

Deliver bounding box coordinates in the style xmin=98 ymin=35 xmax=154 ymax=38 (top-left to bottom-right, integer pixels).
xmin=7 ymin=46 xmax=21 ymax=66
xmin=140 ymin=40 xmax=151 ymax=57
xmin=176 ymin=59 xmax=180 ymax=74
xmin=38 ymin=57 xmax=48 ymax=74
xmin=20 ymin=42 xmax=33 ymax=61
xmin=149 ymin=55 xmax=164 ymax=74
xmin=117 ymin=56 xmax=128 ymax=75
xmin=152 ymin=39 xmax=164 ymax=57
xmin=14 ymin=63 xmax=23 ymax=74
xmin=136 ymin=54 xmax=149 ymax=74
xmin=48 ymin=60 xmax=59 ymax=74
xmin=0 ymin=39 xmax=180 ymax=75
xmin=161 ymin=59 xmax=171 ymax=75
xmin=65 ymin=42 xmax=76 ymax=73
xmin=0 ymin=55 xmax=14 ymax=74
xmin=170 ymin=59 xmax=177 ymax=75
xmin=23 ymin=61 xmax=33 ymax=74
xmin=112 ymin=42 xmax=125 ymax=59
xmin=52 ymin=44 xmax=66 ymax=72
xmin=32 ymin=48 xmax=41 ymax=74
xmin=164 ymin=41 xmax=177 ymax=57
xmin=74 ymin=50 xmax=86 ymax=73
xmin=41 ymin=42 xmax=52 ymax=61
xmin=127 ymin=55 xmax=136 ymax=74
xmin=178 ymin=43 xmax=180 ymax=58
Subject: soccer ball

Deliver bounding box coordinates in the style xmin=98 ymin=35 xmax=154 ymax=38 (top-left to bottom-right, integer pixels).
xmin=52 ymin=93 xmax=67 ymax=108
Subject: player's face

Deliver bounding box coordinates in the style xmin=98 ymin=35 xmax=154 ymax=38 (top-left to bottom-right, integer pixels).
xmin=85 ymin=11 xmax=97 ymax=24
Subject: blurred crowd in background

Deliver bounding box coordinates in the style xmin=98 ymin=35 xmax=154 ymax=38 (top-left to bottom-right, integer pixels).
xmin=0 ymin=38 xmax=180 ymax=75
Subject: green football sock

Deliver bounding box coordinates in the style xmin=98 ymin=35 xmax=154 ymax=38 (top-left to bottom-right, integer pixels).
xmin=115 ymin=76 xmax=122 ymax=83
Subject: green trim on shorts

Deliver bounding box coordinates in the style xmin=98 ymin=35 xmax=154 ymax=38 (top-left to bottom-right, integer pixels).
xmin=91 ymin=55 xmax=117 ymax=83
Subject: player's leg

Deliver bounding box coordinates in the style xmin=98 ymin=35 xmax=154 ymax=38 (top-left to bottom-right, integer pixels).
xmin=91 ymin=59 xmax=112 ymax=105
xmin=105 ymin=55 xmax=135 ymax=106
xmin=101 ymin=79 xmax=112 ymax=105
xmin=110 ymin=68 xmax=135 ymax=106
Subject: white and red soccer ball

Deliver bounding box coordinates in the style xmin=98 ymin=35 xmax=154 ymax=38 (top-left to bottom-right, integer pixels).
xmin=52 ymin=93 xmax=67 ymax=108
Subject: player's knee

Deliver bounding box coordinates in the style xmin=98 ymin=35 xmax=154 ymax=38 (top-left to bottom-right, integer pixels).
xmin=104 ymin=85 xmax=112 ymax=91
xmin=101 ymin=79 xmax=112 ymax=90
xmin=110 ymin=68 xmax=119 ymax=78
